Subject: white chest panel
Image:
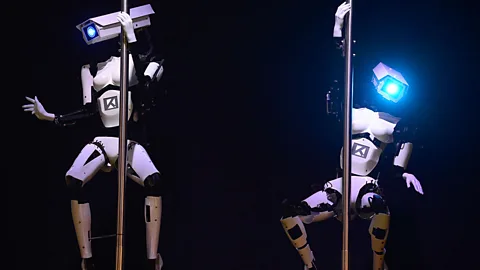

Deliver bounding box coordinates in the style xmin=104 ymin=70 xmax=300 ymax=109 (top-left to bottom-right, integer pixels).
xmin=97 ymin=90 xmax=133 ymax=128
xmin=93 ymin=54 xmax=139 ymax=91
xmin=352 ymin=108 xmax=398 ymax=143
xmin=340 ymin=108 xmax=400 ymax=176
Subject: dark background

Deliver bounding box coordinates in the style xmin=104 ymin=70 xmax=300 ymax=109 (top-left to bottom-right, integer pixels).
xmin=11 ymin=0 xmax=477 ymax=269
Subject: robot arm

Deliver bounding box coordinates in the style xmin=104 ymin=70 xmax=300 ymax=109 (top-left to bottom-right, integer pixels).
xmin=333 ymin=2 xmax=351 ymax=38
xmin=117 ymin=12 xmax=137 ymax=43
xmin=22 ymin=96 xmax=97 ymax=126
xmin=81 ymin=64 xmax=93 ymax=105
xmin=393 ymin=142 xmax=413 ymax=170
xmin=392 ymin=119 xmax=416 ymax=175
xmin=332 ymin=2 xmax=351 ymax=57
xmin=392 ymin=121 xmax=424 ymax=194
xmin=53 ymin=65 xmax=98 ymax=126
xmin=325 ymin=2 xmax=354 ymax=121
xmin=144 ymin=60 xmax=164 ymax=83
xmin=326 ymin=80 xmax=343 ymax=122
xmin=127 ymin=26 xmax=165 ymax=115
xmin=53 ymin=103 xmax=97 ymax=126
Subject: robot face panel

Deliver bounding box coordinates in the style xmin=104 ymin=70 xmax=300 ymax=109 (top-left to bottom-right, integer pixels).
xmin=76 ymin=4 xmax=155 ymax=45
xmin=371 ymin=62 xmax=409 ymax=103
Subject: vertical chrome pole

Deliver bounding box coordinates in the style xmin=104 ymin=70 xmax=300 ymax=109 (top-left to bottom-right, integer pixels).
xmin=115 ymin=0 xmax=129 ymax=269
xmin=342 ymin=0 xmax=353 ymax=270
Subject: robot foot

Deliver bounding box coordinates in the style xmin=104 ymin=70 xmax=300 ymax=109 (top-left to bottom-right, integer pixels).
xmin=81 ymin=258 xmax=95 ymax=270
xmin=146 ymin=254 xmax=163 ymax=270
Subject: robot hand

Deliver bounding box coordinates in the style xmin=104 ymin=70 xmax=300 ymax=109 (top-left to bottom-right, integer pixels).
xmin=334 ymin=2 xmax=351 ymax=37
xmin=22 ymin=96 xmax=55 ymax=121
xmin=402 ymin=173 xmax=424 ymax=195
xmin=117 ymin=12 xmax=137 ymax=43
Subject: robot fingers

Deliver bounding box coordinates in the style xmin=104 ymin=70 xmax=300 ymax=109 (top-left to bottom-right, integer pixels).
xmin=403 ymin=173 xmax=424 ymax=195
xmin=336 ymin=2 xmax=351 ymax=17
xmin=22 ymin=104 xmax=34 ymax=111
xmin=25 ymin=96 xmax=35 ymax=104
xmin=117 ymin=12 xmax=132 ymax=23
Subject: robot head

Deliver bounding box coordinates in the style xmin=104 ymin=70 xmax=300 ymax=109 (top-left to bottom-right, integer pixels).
xmin=371 ymin=62 xmax=409 ymax=104
xmin=76 ymin=4 xmax=155 ymax=45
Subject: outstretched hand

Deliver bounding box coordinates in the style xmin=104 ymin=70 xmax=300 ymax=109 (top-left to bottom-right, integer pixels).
xmin=22 ymin=96 xmax=54 ymax=121
xmin=402 ymin=173 xmax=424 ymax=195
xmin=117 ymin=12 xmax=137 ymax=43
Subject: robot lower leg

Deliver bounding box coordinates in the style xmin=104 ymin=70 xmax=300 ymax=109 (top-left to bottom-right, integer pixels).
xmin=144 ymin=172 xmax=164 ymax=269
xmin=66 ymin=177 xmax=95 ymax=270
xmin=280 ymin=200 xmax=321 ymax=269
xmin=280 ymin=216 xmax=317 ymax=270
xmin=367 ymin=194 xmax=390 ymax=270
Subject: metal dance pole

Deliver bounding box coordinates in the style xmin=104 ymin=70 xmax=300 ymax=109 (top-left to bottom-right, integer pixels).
xmin=342 ymin=0 xmax=353 ymax=270
xmin=115 ymin=0 xmax=129 ymax=269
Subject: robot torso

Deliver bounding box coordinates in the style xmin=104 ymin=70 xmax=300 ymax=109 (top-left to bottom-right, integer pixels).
xmin=93 ymin=54 xmax=139 ymax=128
xmin=340 ymin=107 xmax=400 ymax=176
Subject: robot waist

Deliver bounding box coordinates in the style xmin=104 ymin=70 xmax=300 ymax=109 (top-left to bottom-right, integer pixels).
xmin=336 ymin=169 xmax=377 ymax=179
xmin=99 ymin=122 xmax=144 ymax=141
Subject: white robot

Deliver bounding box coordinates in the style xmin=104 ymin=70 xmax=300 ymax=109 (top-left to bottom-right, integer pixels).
xmin=280 ymin=3 xmax=424 ymax=270
xmin=22 ymin=5 xmax=165 ymax=270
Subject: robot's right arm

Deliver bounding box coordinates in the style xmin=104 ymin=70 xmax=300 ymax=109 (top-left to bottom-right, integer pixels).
xmin=22 ymin=65 xmax=98 ymax=126
xmin=53 ymin=65 xmax=98 ymax=126
xmin=53 ymin=103 xmax=97 ymax=126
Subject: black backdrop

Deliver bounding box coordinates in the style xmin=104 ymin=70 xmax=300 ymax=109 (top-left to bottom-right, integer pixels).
xmin=11 ymin=0 xmax=478 ymax=269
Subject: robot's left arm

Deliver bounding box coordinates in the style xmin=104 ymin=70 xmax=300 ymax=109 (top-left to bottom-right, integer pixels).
xmin=117 ymin=12 xmax=164 ymax=91
xmin=393 ymin=142 xmax=413 ymax=170
xmin=393 ymin=122 xmax=424 ymax=194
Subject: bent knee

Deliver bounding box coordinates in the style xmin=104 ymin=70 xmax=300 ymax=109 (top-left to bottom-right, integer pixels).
xmin=370 ymin=194 xmax=389 ymax=214
xmin=144 ymin=172 xmax=165 ymax=196
xmin=65 ymin=176 xmax=87 ymax=202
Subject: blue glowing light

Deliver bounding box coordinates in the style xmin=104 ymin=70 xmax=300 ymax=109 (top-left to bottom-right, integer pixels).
xmin=87 ymin=26 xmax=97 ymax=38
xmin=385 ymin=83 xmax=399 ymax=95
xmin=372 ymin=62 xmax=409 ymax=103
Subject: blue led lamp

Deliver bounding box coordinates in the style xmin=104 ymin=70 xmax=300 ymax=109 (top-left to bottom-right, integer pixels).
xmin=82 ymin=23 xmax=99 ymax=41
xmin=371 ymin=62 xmax=409 ymax=103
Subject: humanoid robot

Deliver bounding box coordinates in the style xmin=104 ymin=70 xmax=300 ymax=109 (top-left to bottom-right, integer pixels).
xmin=280 ymin=3 xmax=424 ymax=270
xmin=22 ymin=5 xmax=165 ymax=270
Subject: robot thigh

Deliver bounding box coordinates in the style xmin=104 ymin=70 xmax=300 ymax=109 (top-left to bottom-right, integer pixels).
xmin=65 ymin=142 xmax=108 ymax=184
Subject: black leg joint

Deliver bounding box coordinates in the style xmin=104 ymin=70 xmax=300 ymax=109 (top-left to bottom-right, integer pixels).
xmin=282 ymin=199 xmax=313 ymax=218
xmin=144 ymin=172 xmax=164 ymax=196
xmin=66 ymin=177 xmax=88 ymax=203
xmin=369 ymin=194 xmax=389 ymax=214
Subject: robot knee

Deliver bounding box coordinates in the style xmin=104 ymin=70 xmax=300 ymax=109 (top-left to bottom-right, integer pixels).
xmin=144 ymin=172 xmax=164 ymax=196
xmin=281 ymin=199 xmax=313 ymax=218
xmin=369 ymin=194 xmax=389 ymax=214
xmin=66 ymin=177 xmax=87 ymax=203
